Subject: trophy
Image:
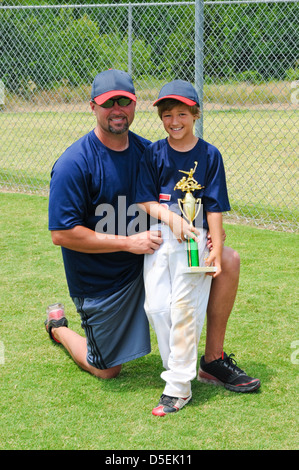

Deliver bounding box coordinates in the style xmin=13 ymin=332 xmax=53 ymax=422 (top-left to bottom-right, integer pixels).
xmin=174 ymin=161 xmax=217 ymax=273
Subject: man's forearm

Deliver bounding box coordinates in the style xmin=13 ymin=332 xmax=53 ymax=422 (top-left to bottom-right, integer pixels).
xmin=51 ymin=225 xmax=128 ymax=253
xmin=51 ymin=224 xmax=163 ymax=255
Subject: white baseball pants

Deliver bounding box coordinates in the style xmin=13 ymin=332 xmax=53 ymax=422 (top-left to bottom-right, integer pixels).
xmin=143 ymin=224 xmax=212 ymax=398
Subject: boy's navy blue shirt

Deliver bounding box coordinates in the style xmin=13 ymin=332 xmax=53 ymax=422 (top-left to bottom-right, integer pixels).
xmin=48 ymin=129 xmax=150 ymax=298
xmin=135 ymin=138 xmax=231 ymax=229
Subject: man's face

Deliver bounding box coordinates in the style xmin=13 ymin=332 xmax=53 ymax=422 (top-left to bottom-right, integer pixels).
xmin=91 ymin=96 xmax=136 ymax=135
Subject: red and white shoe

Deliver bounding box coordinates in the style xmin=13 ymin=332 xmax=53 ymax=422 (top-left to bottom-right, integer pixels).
xmin=44 ymin=303 xmax=68 ymax=343
xmin=152 ymin=394 xmax=192 ymax=416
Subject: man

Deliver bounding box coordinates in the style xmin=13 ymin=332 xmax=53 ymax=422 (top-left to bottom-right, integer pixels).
xmin=45 ymin=69 xmax=260 ymax=392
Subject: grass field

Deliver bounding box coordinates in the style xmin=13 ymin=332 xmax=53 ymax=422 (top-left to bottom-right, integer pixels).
xmin=0 ymin=192 xmax=298 ymax=450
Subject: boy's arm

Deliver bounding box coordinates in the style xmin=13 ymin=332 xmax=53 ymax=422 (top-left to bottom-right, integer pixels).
xmin=138 ymin=201 xmax=199 ymax=243
xmin=205 ymin=212 xmax=223 ymax=278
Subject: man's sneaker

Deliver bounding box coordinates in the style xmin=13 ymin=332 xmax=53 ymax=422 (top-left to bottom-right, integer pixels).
xmin=198 ymin=352 xmax=260 ymax=393
xmin=44 ymin=303 xmax=68 ymax=344
xmin=152 ymin=394 xmax=192 ymax=416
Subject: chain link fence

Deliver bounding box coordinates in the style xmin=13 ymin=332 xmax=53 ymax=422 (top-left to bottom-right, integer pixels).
xmin=0 ymin=1 xmax=298 ymax=231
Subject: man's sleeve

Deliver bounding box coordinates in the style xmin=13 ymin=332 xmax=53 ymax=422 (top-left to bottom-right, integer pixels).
xmin=48 ymin=153 xmax=89 ymax=230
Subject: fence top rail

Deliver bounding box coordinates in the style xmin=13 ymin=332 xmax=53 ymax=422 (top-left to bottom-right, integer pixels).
xmin=1 ymin=0 xmax=298 ymax=10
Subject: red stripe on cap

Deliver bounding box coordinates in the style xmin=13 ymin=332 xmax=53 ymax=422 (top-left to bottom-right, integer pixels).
xmin=153 ymin=94 xmax=197 ymax=107
xmin=93 ymin=90 xmax=136 ymax=105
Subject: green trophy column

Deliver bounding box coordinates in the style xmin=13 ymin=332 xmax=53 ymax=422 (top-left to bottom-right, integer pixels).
xmin=187 ymin=238 xmax=199 ymax=267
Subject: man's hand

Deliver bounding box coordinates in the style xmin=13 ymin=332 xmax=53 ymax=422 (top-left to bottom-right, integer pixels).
xmin=126 ymin=230 xmax=163 ymax=254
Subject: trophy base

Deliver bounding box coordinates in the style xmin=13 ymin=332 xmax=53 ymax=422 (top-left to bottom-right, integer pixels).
xmin=183 ymin=266 xmax=217 ymax=273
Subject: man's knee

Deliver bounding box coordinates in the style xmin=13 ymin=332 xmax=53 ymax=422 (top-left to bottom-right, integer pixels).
xmin=93 ymin=364 xmax=122 ymax=379
xmin=222 ymin=246 xmax=240 ymax=275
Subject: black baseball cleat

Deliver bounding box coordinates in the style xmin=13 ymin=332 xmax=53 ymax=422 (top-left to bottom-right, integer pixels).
xmin=198 ymin=352 xmax=261 ymax=393
xmin=44 ymin=303 xmax=68 ymax=344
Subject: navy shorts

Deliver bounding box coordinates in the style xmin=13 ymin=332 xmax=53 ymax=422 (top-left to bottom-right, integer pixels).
xmin=72 ymin=271 xmax=151 ymax=369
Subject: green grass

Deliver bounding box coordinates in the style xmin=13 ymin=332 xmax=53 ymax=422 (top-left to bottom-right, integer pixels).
xmin=0 ymin=192 xmax=298 ymax=450
xmin=0 ymin=111 xmax=95 ymax=191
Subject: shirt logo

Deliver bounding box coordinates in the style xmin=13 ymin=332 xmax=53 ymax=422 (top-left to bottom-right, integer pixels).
xmin=159 ymin=193 xmax=171 ymax=209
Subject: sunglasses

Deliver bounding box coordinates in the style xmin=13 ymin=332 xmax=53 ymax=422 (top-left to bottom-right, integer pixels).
xmin=97 ymin=97 xmax=133 ymax=108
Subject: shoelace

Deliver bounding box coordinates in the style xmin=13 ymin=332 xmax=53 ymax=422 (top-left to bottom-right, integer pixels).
xmin=160 ymin=394 xmax=177 ymax=406
xmin=223 ymin=353 xmax=245 ymax=375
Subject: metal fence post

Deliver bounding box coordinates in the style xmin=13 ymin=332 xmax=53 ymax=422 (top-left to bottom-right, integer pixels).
xmin=195 ymin=0 xmax=204 ymax=139
xmin=128 ymin=4 xmax=133 ymax=76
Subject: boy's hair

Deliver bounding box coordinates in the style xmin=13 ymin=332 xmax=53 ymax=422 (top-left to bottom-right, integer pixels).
xmin=157 ymin=98 xmax=200 ymax=120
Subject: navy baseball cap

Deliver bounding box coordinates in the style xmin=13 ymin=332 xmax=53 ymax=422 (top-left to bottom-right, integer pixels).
xmin=153 ymin=79 xmax=199 ymax=107
xmin=91 ymin=69 xmax=136 ymax=105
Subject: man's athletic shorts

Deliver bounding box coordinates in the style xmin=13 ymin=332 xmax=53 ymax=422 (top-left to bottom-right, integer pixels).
xmin=72 ymin=271 xmax=150 ymax=369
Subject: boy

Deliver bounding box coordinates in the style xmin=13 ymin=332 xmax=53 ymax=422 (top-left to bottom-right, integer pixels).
xmin=136 ymin=79 xmax=230 ymax=416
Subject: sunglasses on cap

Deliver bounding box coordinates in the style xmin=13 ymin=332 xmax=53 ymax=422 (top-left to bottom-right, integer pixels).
xmin=93 ymin=97 xmax=132 ymax=108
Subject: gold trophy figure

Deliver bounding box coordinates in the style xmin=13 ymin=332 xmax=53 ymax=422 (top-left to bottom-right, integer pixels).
xmin=174 ymin=162 xmax=217 ymax=273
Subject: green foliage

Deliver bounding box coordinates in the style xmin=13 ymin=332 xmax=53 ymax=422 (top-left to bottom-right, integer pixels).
xmin=235 ymin=70 xmax=264 ymax=85
xmin=0 ymin=7 xmax=153 ymax=92
xmin=285 ymin=65 xmax=299 ymax=81
xmin=203 ymin=2 xmax=298 ymax=81
xmin=1 ymin=2 xmax=297 ymax=93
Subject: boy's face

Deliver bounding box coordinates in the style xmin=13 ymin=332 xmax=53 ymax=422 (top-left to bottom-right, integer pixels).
xmin=161 ymin=103 xmax=197 ymax=144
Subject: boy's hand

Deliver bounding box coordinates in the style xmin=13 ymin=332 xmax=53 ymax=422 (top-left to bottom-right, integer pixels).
xmin=170 ymin=213 xmax=199 ymax=243
xmin=205 ymin=249 xmax=222 ymax=278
